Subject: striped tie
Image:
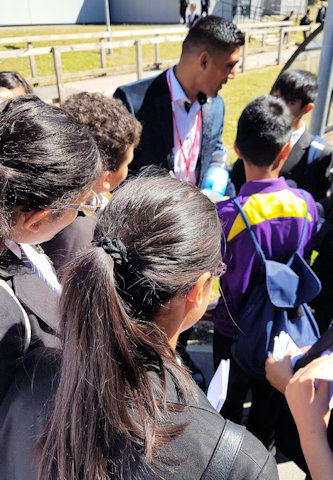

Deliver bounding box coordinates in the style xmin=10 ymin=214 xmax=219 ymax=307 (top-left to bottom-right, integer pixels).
xmin=19 ymin=244 xmax=60 ymax=295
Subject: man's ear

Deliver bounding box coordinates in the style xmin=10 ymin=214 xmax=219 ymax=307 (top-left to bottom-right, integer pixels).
xmin=199 ymin=51 xmax=209 ymax=70
xmin=23 ymin=209 xmax=50 ymax=233
xmin=185 ymin=272 xmax=211 ymax=308
xmin=234 ymin=141 xmax=242 ymax=159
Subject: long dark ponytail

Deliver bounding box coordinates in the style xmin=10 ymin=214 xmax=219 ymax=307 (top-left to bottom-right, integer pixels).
xmin=38 ymin=173 xmax=222 ymax=479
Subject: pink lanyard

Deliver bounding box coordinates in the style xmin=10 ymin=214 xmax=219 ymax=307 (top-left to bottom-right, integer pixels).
xmin=167 ymin=69 xmax=202 ymax=178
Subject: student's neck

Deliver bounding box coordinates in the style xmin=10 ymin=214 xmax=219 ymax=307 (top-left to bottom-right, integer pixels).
xmin=244 ymin=164 xmax=279 ymax=183
xmin=173 ymin=63 xmax=198 ymax=104
xmin=293 ymin=118 xmax=304 ymax=131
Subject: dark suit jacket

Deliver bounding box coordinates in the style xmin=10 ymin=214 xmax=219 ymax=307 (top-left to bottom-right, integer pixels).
xmin=0 ymin=250 xmax=60 ymax=403
xmin=230 ymin=129 xmax=332 ymax=201
xmin=0 ymin=347 xmax=278 ymax=480
xmin=114 ymin=70 xmax=225 ymax=187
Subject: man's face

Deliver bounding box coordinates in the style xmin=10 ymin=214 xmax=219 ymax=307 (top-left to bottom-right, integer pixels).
xmin=200 ymin=47 xmax=240 ymax=98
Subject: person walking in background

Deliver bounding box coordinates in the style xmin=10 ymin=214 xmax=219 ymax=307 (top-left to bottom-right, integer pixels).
xmin=316 ymin=1 xmax=326 ymax=24
xmin=300 ymin=9 xmax=311 ymax=40
xmin=188 ymin=3 xmax=199 ymax=28
xmin=180 ymin=0 xmax=188 ymax=23
xmin=201 ymin=0 xmax=210 ymax=16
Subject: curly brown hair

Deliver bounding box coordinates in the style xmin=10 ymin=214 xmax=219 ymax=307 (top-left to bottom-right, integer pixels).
xmin=61 ymin=92 xmax=142 ymax=171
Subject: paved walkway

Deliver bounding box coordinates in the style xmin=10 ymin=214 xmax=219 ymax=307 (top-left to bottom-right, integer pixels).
xmin=34 ymin=45 xmax=297 ymax=103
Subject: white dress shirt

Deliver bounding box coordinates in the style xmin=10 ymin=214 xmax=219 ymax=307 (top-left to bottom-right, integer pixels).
xmin=168 ymin=67 xmax=202 ymax=185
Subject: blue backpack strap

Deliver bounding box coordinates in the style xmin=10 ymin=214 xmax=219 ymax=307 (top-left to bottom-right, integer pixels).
xmin=233 ymin=190 xmax=309 ymax=263
xmin=307 ymin=135 xmax=326 ymax=165
xmin=294 ymin=189 xmax=309 ymax=256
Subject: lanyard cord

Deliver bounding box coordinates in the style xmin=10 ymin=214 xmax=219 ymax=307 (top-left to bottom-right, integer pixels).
xmin=167 ymin=69 xmax=202 ymax=176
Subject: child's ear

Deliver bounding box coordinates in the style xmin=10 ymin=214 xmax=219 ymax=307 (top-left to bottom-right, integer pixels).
xmin=302 ymin=102 xmax=314 ymax=115
xmin=96 ymin=170 xmax=113 ymax=193
xmin=185 ymin=272 xmax=211 ymax=309
xmin=234 ymin=141 xmax=242 ymax=159
xmin=280 ymin=141 xmax=292 ymax=161
xmin=23 ymin=209 xmax=50 ymax=233
xmin=274 ymin=141 xmax=292 ymax=170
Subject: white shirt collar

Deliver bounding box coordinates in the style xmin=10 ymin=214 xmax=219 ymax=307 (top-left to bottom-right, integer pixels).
xmin=169 ymin=66 xmax=191 ymax=104
xmin=290 ymin=122 xmax=306 ymax=147
xmin=5 ymin=239 xmax=21 ymax=258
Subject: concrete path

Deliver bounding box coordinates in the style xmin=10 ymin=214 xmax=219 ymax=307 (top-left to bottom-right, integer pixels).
xmin=34 ymin=45 xmax=297 ymax=104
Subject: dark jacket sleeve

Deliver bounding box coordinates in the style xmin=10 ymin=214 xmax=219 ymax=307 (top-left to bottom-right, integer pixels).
xmin=0 ymin=286 xmax=26 ymax=404
xmin=229 ymin=429 xmax=278 ymax=480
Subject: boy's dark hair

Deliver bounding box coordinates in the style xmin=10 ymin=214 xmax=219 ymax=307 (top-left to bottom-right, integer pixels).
xmin=272 ymin=69 xmax=318 ymax=107
xmin=61 ymin=92 xmax=142 ymax=171
xmin=182 ymin=15 xmax=245 ymax=55
xmin=236 ymin=94 xmax=293 ymax=167
xmin=0 ymin=71 xmax=32 ymax=94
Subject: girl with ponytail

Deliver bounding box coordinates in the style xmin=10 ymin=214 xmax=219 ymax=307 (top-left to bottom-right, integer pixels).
xmin=0 ymin=173 xmax=278 ymax=480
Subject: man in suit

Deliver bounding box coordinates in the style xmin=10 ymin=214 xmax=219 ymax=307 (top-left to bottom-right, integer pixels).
xmin=231 ymin=69 xmax=333 ymax=201
xmin=316 ymin=1 xmax=326 ymax=24
xmin=201 ymin=0 xmax=210 ymax=16
xmin=114 ymin=15 xmax=244 ymax=188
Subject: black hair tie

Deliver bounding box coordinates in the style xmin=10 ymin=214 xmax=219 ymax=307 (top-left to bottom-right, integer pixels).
xmin=97 ymin=236 xmax=128 ymax=266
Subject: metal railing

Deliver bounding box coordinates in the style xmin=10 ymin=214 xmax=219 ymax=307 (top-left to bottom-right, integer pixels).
xmin=0 ymin=22 xmax=316 ymax=103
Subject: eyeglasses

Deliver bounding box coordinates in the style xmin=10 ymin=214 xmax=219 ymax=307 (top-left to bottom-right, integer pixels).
xmin=66 ymin=191 xmax=101 ymax=217
xmin=181 ymin=261 xmax=227 ymax=297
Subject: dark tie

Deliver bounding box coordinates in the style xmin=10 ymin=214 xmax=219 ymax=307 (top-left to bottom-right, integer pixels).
xmin=184 ymin=101 xmax=191 ymax=113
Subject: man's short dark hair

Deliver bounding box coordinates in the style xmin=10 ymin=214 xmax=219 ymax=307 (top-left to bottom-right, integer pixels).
xmin=182 ymin=15 xmax=245 ymax=56
xmin=236 ymin=94 xmax=293 ymax=167
xmin=272 ymin=69 xmax=318 ymax=107
xmin=61 ymin=92 xmax=142 ymax=171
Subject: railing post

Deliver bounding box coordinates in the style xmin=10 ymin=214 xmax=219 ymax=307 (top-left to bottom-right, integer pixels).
xmin=154 ymin=34 xmax=161 ymax=69
xmin=241 ymin=31 xmax=249 ymax=72
xmin=135 ymin=39 xmax=143 ymax=80
xmin=262 ymin=32 xmax=266 ymax=49
xmin=277 ymin=28 xmax=284 ymax=65
xmin=27 ymin=41 xmax=38 ymax=84
xmin=100 ymin=38 xmax=106 ymax=69
xmin=52 ymin=47 xmax=65 ymax=104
